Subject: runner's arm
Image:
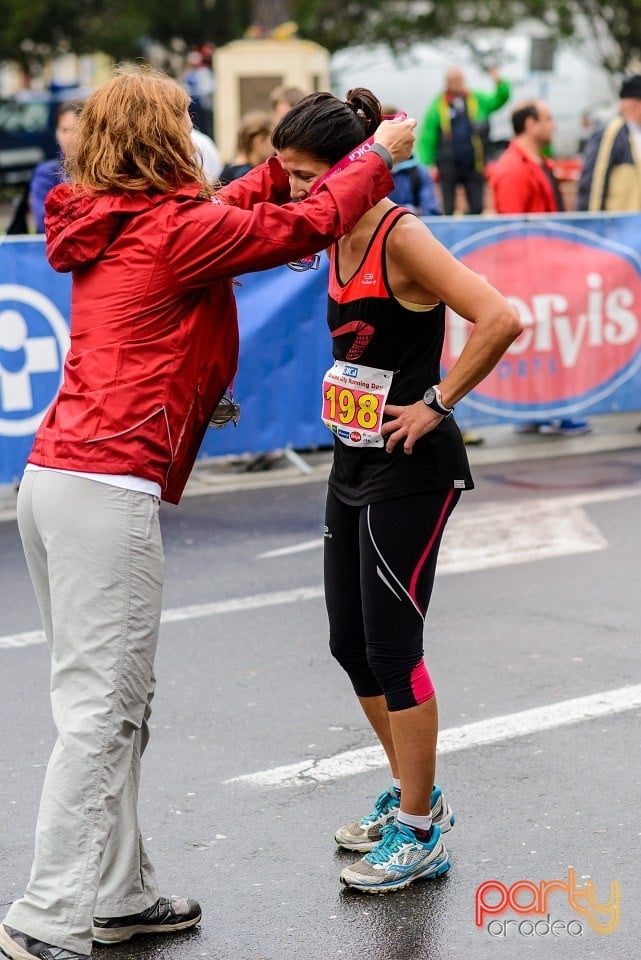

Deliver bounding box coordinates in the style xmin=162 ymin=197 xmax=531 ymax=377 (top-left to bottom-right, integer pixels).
xmin=165 ymin=152 xmax=396 ymax=284
xmin=382 ymin=218 xmax=522 ymax=452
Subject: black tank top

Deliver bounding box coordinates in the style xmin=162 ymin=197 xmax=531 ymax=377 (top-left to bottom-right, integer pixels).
xmin=326 ymin=206 xmax=473 ymax=506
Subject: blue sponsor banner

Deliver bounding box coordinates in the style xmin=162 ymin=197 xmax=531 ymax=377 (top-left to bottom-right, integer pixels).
xmin=428 ymin=213 xmax=641 ymax=425
xmin=0 ymin=238 xmax=71 ymax=485
xmin=1 ymin=214 xmax=641 ymax=484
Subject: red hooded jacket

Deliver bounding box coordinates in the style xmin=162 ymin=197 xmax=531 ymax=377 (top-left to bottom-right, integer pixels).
xmin=29 ymin=154 xmax=393 ymax=503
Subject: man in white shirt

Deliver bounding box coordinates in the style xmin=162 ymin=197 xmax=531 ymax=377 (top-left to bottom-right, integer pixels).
xmin=577 ymin=74 xmax=641 ymax=211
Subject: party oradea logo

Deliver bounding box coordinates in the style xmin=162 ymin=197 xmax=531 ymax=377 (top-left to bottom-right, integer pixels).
xmin=476 ymin=867 xmax=620 ymax=938
xmin=443 ymin=222 xmax=641 ymax=418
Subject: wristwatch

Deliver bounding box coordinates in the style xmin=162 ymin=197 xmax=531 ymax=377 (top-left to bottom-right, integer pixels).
xmin=422 ymin=385 xmax=453 ymax=418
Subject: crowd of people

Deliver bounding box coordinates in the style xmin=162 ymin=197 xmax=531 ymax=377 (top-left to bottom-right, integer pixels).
xmin=12 ymin=66 xmax=641 ymax=237
xmin=9 ymin=65 xmax=637 ymax=441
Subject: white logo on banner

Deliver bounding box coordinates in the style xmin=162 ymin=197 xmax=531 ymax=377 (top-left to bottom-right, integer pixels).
xmin=0 ymin=284 xmax=69 ymax=436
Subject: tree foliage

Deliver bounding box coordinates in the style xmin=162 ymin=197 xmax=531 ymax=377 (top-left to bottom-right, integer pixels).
xmin=293 ymin=0 xmax=575 ymax=54
xmin=0 ymin=0 xmax=252 ymax=71
xmin=0 ymin=0 xmax=640 ymax=76
xmin=577 ymin=0 xmax=641 ymax=74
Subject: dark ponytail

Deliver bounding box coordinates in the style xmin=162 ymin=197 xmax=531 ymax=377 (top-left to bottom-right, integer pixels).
xmin=272 ymin=87 xmax=383 ymax=165
xmin=343 ymin=87 xmax=383 ymax=137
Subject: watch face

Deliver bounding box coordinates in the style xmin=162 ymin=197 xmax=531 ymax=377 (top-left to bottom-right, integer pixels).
xmin=423 ymin=388 xmax=436 ymax=405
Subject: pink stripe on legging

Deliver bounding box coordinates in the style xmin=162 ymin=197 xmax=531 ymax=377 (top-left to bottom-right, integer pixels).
xmin=408 ymin=488 xmax=455 ymax=616
xmin=410 ymin=659 xmax=435 ymax=704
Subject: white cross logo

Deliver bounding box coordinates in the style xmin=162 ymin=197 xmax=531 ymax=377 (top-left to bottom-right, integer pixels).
xmin=0 ymin=309 xmax=58 ymax=411
xmin=0 ymin=284 xmax=69 ymax=437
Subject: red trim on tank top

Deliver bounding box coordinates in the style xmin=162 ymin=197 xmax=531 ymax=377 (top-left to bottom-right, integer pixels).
xmin=330 ymin=206 xmax=411 ymax=295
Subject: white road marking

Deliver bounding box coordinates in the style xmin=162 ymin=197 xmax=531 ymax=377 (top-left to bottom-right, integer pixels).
xmin=2 ymin=486 xmax=638 ymax=652
xmin=259 ymin=538 xmax=322 ymax=559
xmin=439 ymin=498 xmax=606 ymax=573
xmin=224 ymin=684 xmax=641 ymax=788
xmin=0 ymin=629 xmax=46 ymax=650
xmin=159 ymin=586 xmax=324 ymax=623
xmin=258 ymin=488 xmax=632 ymax=563
xmin=0 ymin=586 xmax=325 ymax=650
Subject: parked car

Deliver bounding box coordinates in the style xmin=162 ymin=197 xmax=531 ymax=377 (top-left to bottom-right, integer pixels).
xmin=0 ymin=86 xmax=89 ymax=188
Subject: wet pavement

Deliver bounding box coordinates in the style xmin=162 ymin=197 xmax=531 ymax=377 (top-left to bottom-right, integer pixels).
xmin=0 ymin=415 xmax=640 ymax=959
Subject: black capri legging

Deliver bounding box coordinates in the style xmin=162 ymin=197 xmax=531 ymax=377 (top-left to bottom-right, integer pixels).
xmin=324 ymin=487 xmax=460 ymax=711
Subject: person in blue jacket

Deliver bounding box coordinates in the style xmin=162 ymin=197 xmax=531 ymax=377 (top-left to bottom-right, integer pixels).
xmin=388 ymin=157 xmax=441 ymax=214
xmin=382 ymin=107 xmax=441 ymax=215
xmin=29 ymin=99 xmax=84 ymax=232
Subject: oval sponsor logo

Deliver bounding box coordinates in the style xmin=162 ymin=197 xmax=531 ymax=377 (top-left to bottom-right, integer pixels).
xmin=443 ymin=224 xmax=641 ymax=415
xmin=350 ymin=431 xmax=362 ymax=443
xmin=0 ymin=284 xmax=69 ymax=437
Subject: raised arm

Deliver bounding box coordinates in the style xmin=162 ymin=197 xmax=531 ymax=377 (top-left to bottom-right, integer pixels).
xmin=166 ymin=119 xmax=418 ymax=284
xmin=215 ymin=116 xmax=417 ymax=210
xmin=215 ymin=156 xmax=292 ymax=209
xmin=166 ymin=151 xmax=396 ymax=285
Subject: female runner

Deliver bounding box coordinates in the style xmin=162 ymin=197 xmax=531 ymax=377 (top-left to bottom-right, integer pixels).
xmin=272 ymin=89 xmax=522 ymax=893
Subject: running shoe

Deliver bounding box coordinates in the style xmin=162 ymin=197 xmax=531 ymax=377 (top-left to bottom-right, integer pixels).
xmin=461 ymin=430 xmax=485 ymax=446
xmin=537 ymin=418 xmax=591 ymax=436
xmin=0 ymin=923 xmax=89 ymax=960
xmin=340 ymin=822 xmax=450 ymax=893
xmin=92 ymin=896 xmax=201 ymax=944
xmin=335 ymin=784 xmax=454 ymax=852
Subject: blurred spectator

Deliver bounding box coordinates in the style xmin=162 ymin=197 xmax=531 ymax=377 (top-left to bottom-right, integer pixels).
xmin=577 ymin=74 xmax=641 ymax=211
xmin=388 ymin=158 xmax=441 ymax=216
xmin=29 ymin=99 xmax=84 ymax=233
xmin=491 ymin=100 xmax=591 ymax=437
xmin=417 ymin=66 xmax=510 ymax=215
xmin=191 ymin=128 xmax=222 ymax=183
xmin=183 ymin=46 xmax=215 ymax=137
xmin=270 ymin=84 xmax=307 ymax=123
xmin=382 ymin=104 xmax=440 ymax=215
xmin=183 ymin=47 xmax=215 ymax=100
xmin=490 ymin=100 xmax=563 ymax=214
xmin=219 ymin=111 xmax=274 ymax=182
xmin=578 ymin=75 xmax=641 ymax=432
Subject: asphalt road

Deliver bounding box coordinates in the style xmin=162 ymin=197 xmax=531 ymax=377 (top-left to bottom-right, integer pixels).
xmin=1 ymin=444 xmax=640 ymax=960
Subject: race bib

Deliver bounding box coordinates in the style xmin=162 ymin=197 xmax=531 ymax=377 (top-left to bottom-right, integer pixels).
xmin=321 ymin=361 xmax=393 ymax=447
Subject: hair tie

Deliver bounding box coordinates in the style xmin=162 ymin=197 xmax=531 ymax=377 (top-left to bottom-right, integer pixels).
xmin=345 ymin=100 xmax=365 ymax=120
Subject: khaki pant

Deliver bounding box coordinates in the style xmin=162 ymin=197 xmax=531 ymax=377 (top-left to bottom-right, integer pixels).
xmin=5 ymin=471 xmax=164 ymax=953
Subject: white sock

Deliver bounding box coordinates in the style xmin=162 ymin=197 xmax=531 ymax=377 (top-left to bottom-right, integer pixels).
xmin=392 ymin=778 xmax=401 ymax=793
xmin=397 ymin=809 xmax=432 ymax=832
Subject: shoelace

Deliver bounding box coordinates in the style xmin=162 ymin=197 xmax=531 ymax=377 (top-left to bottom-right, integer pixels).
xmin=365 ymin=824 xmax=412 ymax=865
xmin=361 ymin=787 xmax=399 ymax=825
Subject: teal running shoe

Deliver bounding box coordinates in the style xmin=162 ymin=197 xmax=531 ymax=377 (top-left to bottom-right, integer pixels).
xmin=340 ymin=822 xmax=450 ymax=893
xmin=334 ymin=783 xmax=455 ymax=852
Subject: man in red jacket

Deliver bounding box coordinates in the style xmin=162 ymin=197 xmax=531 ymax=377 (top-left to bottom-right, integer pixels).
xmin=489 ymin=100 xmax=591 ymax=436
xmin=489 ymin=99 xmax=563 ymax=213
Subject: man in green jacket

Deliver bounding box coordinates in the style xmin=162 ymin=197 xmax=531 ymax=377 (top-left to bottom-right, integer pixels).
xmin=417 ymin=66 xmax=510 ymax=214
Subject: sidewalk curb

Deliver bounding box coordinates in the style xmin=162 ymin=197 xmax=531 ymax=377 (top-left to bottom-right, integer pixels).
xmin=1 ymin=415 xmax=639 ymax=523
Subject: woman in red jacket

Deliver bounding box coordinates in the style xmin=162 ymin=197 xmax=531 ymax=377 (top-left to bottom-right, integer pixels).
xmin=0 ymin=65 xmax=417 ymax=960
